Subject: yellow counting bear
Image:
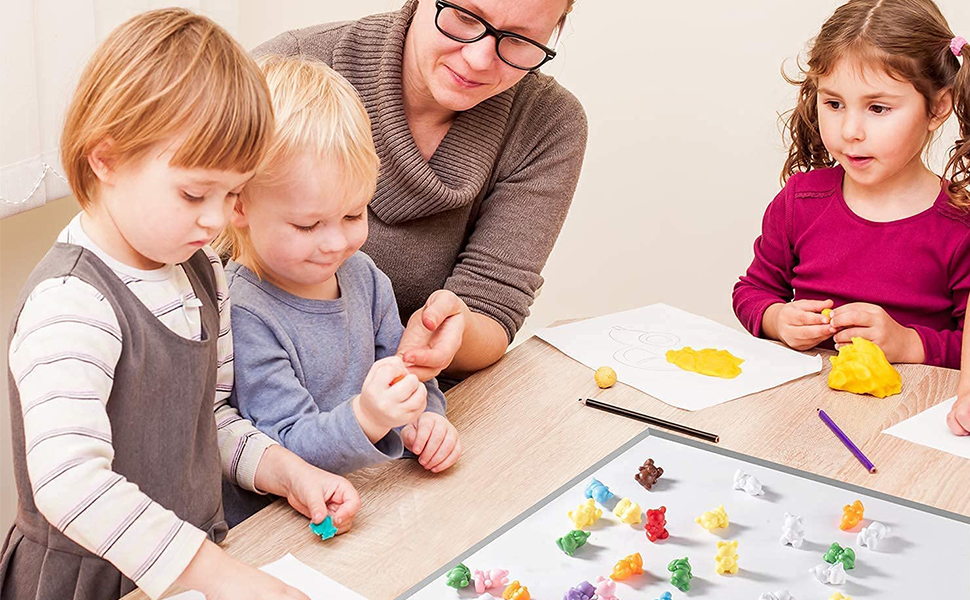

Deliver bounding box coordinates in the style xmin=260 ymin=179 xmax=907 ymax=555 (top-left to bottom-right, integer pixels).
xmin=696 ymin=505 xmax=729 ymax=531
xmin=715 ymin=540 xmax=739 ymax=575
xmin=568 ymin=498 xmax=603 ymax=529
xmin=829 ymin=593 xmax=853 ymax=600
xmin=613 ymin=498 xmax=642 ymax=524
xmin=665 ymin=347 xmax=744 ymax=379
xmin=828 ymin=338 xmax=901 ymax=398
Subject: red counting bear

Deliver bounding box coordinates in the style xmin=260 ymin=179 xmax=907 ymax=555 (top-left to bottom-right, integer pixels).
xmin=645 ymin=506 xmax=669 ymax=542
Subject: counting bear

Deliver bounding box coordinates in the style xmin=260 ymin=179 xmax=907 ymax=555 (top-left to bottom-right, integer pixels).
xmin=635 ymin=458 xmax=663 ymax=490
xmin=645 ymin=506 xmax=669 ymax=542
xmin=715 ymin=540 xmax=740 ymax=575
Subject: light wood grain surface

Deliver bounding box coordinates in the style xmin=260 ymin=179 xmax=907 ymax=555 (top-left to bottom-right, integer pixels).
xmin=126 ymin=333 xmax=967 ymax=600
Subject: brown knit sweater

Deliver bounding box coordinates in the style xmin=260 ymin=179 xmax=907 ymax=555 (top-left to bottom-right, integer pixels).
xmin=253 ymin=1 xmax=588 ymax=342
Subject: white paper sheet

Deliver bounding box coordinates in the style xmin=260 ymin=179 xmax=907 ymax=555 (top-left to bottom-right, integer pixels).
xmin=535 ymin=303 xmax=823 ymax=410
xmin=883 ymin=396 xmax=970 ymax=460
xmin=167 ymin=553 xmax=368 ymax=600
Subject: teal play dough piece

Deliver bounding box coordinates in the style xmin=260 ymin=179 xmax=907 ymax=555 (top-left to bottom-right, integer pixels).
xmin=309 ymin=515 xmax=338 ymax=540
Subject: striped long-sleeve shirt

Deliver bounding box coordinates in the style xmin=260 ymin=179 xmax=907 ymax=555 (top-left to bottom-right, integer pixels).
xmin=8 ymin=214 xmax=277 ymax=599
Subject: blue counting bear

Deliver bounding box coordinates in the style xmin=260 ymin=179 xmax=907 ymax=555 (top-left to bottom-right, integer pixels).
xmin=656 ymin=592 xmax=673 ymax=600
xmin=585 ymin=478 xmax=614 ymax=504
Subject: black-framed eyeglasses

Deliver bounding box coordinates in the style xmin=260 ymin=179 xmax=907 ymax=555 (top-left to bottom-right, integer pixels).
xmin=434 ymin=0 xmax=557 ymax=71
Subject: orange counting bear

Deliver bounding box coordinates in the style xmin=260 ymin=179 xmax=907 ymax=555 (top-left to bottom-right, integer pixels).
xmin=610 ymin=553 xmax=644 ymax=580
xmin=840 ymin=500 xmax=865 ymax=531
xmin=503 ymin=581 xmax=530 ymax=600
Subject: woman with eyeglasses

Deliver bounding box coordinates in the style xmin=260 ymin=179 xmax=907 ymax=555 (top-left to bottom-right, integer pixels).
xmin=254 ymin=0 xmax=586 ymax=384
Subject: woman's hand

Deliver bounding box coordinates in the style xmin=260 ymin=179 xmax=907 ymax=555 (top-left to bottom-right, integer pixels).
xmin=397 ymin=290 xmax=467 ymax=381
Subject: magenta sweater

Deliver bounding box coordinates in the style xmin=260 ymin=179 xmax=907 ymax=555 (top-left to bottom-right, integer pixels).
xmin=733 ymin=166 xmax=970 ymax=369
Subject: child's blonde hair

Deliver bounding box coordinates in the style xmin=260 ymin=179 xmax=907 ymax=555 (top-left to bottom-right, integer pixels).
xmin=782 ymin=0 xmax=970 ymax=208
xmin=61 ymin=8 xmax=274 ymax=209
xmin=214 ymin=55 xmax=380 ymax=271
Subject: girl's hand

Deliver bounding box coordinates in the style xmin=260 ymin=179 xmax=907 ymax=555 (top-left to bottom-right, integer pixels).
xmin=763 ymin=299 xmax=835 ymax=350
xmin=253 ymin=445 xmax=361 ymax=532
xmin=282 ymin=463 xmax=361 ymax=534
xmin=401 ymin=412 xmax=461 ymax=473
xmin=177 ymin=540 xmax=309 ymax=600
xmin=830 ymin=303 xmax=925 ymax=363
xmin=947 ymin=392 xmax=970 ymax=436
xmin=397 ymin=290 xmax=467 ymax=381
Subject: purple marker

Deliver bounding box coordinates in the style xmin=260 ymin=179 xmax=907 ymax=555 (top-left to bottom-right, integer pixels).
xmin=817 ymin=408 xmax=877 ymax=473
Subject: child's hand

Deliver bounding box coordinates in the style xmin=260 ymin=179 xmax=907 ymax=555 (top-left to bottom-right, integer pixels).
xmin=401 ymin=412 xmax=461 ymax=473
xmin=177 ymin=540 xmax=309 ymax=600
xmin=397 ymin=290 xmax=467 ymax=381
xmin=947 ymin=392 xmax=970 ymax=436
xmin=830 ymin=303 xmax=925 ymax=363
xmin=253 ymin=445 xmax=361 ymax=532
xmin=763 ymin=299 xmax=835 ymax=350
xmin=355 ymin=356 xmax=428 ymax=441
xmin=283 ymin=462 xmax=361 ymax=534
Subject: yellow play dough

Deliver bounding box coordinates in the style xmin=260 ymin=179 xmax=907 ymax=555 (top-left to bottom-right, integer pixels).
xmin=665 ymin=347 xmax=744 ymax=379
xmin=828 ymin=337 xmax=901 ymax=398
xmin=594 ymin=366 xmax=617 ymax=388
xmin=822 ymin=308 xmax=832 ymax=318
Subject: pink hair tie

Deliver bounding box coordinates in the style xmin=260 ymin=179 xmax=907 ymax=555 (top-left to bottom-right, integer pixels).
xmin=952 ymin=36 xmax=967 ymax=58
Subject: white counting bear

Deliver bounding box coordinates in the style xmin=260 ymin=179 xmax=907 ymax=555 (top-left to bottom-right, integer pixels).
xmin=779 ymin=512 xmax=805 ymax=548
xmin=857 ymin=521 xmax=891 ymax=551
xmin=733 ymin=469 xmax=764 ymax=496
xmin=758 ymin=590 xmax=794 ymax=600
xmin=810 ymin=562 xmax=846 ymax=585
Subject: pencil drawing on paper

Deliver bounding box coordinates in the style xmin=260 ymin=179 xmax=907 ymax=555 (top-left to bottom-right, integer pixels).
xmin=608 ymin=326 xmax=681 ymax=371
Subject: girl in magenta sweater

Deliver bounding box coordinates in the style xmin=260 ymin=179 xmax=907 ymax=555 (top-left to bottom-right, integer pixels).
xmin=733 ymin=0 xmax=970 ymax=375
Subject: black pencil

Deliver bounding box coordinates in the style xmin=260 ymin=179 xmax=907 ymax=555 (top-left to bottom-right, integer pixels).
xmin=579 ymin=398 xmax=720 ymax=443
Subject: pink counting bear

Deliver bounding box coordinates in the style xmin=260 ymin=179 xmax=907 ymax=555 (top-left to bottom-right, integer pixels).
xmin=594 ymin=576 xmax=618 ymax=600
xmin=473 ymin=568 xmax=509 ymax=594
xmin=645 ymin=506 xmax=669 ymax=542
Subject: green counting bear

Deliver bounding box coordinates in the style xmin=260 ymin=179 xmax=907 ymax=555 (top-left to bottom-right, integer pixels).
xmin=556 ymin=529 xmax=591 ymax=556
xmin=667 ymin=557 xmax=693 ymax=592
xmin=823 ymin=542 xmax=856 ymax=570
xmin=309 ymin=516 xmax=337 ymax=540
xmin=445 ymin=563 xmax=472 ymax=589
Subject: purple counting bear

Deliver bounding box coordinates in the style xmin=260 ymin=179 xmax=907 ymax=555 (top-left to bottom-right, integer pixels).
xmin=563 ymin=580 xmax=595 ymax=600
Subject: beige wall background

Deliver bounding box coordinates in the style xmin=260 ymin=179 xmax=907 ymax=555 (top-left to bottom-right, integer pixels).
xmin=2 ymin=0 xmax=968 ymax=533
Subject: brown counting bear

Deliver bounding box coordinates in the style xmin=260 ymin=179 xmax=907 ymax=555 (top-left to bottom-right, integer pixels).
xmin=635 ymin=458 xmax=663 ymax=490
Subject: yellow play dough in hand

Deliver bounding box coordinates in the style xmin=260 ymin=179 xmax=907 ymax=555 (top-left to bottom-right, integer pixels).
xmin=828 ymin=337 xmax=901 ymax=398
xmin=665 ymin=347 xmax=744 ymax=379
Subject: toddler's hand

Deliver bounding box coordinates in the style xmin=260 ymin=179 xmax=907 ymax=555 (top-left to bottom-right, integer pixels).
xmin=830 ymin=302 xmax=924 ymax=363
xmin=764 ymin=299 xmax=835 ymax=350
xmin=355 ymin=356 xmax=427 ymax=441
xmin=401 ymin=412 xmax=461 ymax=473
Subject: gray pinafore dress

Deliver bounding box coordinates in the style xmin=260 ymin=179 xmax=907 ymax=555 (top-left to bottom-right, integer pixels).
xmin=0 ymin=244 xmax=228 ymax=599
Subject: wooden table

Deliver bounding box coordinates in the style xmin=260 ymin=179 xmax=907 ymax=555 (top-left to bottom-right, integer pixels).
xmin=130 ymin=334 xmax=968 ymax=600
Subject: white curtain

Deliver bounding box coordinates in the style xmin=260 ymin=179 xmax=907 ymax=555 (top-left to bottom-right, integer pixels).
xmin=0 ymin=0 xmax=240 ymax=220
